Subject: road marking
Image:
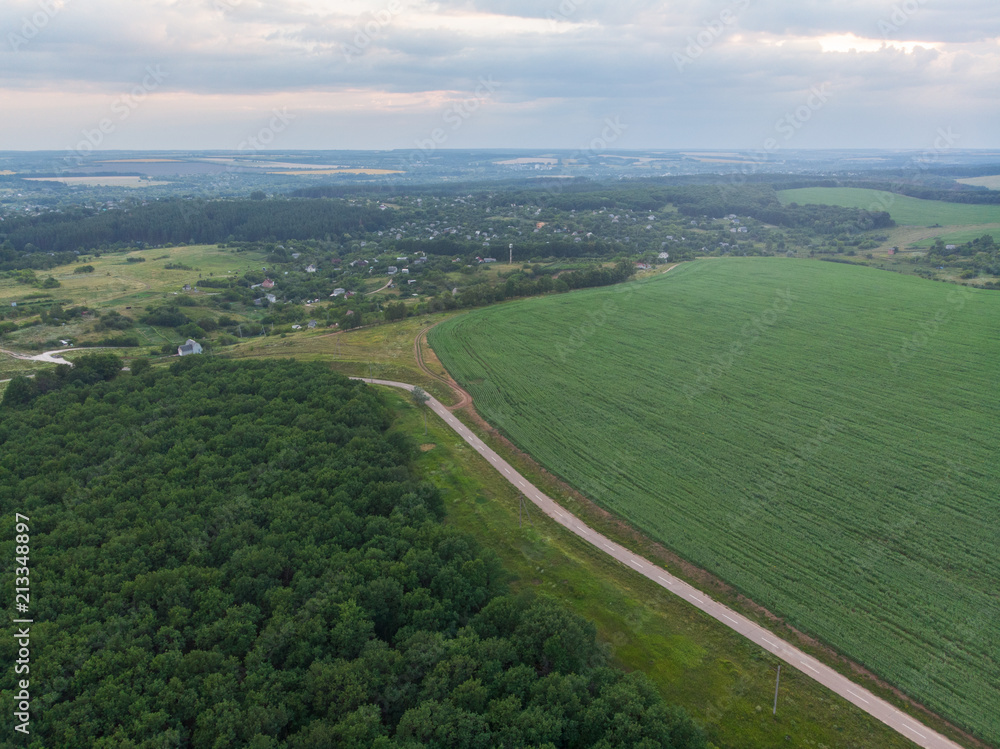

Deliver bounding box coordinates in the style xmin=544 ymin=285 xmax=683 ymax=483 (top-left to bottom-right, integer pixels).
xmin=846 ymin=689 xmax=870 ymax=704
xmin=902 ymin=725 xmax=927 ymax=740
xmin=358 ymin=378 xmax=966 ymax=749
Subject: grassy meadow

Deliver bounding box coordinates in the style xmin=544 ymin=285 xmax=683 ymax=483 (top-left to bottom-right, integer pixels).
xmin=430 ymin=258 xmax=1000 ymax=744
xmin=0 ymin=244 xmax=268 ymax=354
xmin=777 ymin=187 xmax=1000 ymax=226
xmin=385 ymin=389 xmax=926 ymax=749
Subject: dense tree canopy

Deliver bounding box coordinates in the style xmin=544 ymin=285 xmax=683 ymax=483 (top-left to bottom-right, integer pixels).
xmin=0 ymin=359 xmax=704 ymax=748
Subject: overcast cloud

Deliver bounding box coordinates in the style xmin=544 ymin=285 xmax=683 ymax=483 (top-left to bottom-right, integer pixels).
xmin=0 ymin=0 xmax=997 ymax=150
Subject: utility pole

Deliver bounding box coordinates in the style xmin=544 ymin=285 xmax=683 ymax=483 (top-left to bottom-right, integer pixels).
xmin=519 ymin=494 xmax=534 ymax=528
xmin=773 ymin=665 xmax=781 ymax=716
xmin=509 ymin=243 xmax=513 ymax=265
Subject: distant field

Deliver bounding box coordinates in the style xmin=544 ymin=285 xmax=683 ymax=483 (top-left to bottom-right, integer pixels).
xmin=430 ymin=258 xmax=1000 ymax=744
xmin=957 ymin=175 xmax=1000 ymax=190
xmin=24 ymin=176 xmax=169 ymax=187
xmin=777 ymin=187 xmax=1000 ymax=225
xmin=906 ymin=226 xmax=999 ymax=248
xmin=267 ymin=168 xmax=404 ymax=175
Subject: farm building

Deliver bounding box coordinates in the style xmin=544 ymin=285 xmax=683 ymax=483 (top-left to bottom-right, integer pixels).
xmin=177 ymin=339 xmax=202 ymax=356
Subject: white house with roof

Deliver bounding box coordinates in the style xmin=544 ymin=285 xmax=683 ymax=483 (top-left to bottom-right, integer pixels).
xmin=177 ymin=339 xmax=202 ymax=356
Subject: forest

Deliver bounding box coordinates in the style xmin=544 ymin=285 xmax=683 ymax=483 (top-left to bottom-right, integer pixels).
xmin=0 ymin=358 xmax=704 ymax=748
xmin=0 ymin=198 xmax=391 ymax=255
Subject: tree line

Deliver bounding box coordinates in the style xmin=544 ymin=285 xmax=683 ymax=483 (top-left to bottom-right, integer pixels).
xmin=0 ymin=198 xmax=391 ymax=255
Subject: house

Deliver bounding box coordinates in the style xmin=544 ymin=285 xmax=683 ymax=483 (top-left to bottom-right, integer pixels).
xmin=401 ymin=268 xmax=409 ymax=274
xmin=261 ymin=278 xmax=275 ymax=289
xmin=408 ymin=279 xmax=417 ymax=285
xmin=945 ymin=244 xmax=958 ymax=250
xmin=387 ymin=266 xmax=398 ymax=275
xmin=182 ymin=284 xmax=192 ymax=291
xmin=306 ymin=265 xmax=317 ymax=273
xmin=177 ymin=339 xmax=202 ymax=356
xmin=291 ymin=252 xmax=301 ymax=260
xmin=344 ymin=291 xmax=356 ymax=298
xmin=397 ymin=256 xmax=408 ymax=262
xmin=308 ymin=320 xmax=318 ymax=329
xmin=658 ymin=252 xmax=670 ymax=260
xmin=478 ymin=257 xmax=497 ymax=263
xmin=292 ymin=325 xmax=302 ymax=330
xmin=332 ymin=288 xmax=346 ymax=297
xmin=635 ymin=263 xmax=652 ymax=270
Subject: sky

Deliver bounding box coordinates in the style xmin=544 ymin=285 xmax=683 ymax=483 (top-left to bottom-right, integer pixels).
xmin=0 ymin=0 xmax=998 ymax=152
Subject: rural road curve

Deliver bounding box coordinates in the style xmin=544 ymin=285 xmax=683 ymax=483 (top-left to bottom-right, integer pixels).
xmin=356 ymin=376 xmax=965 ymax=749
xmin=0 ymin=347 xmax=75 ymax=366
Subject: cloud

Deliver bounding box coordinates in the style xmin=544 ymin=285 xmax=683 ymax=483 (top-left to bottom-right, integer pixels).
xmin=0 ymin=0 xmax=997 ymax=148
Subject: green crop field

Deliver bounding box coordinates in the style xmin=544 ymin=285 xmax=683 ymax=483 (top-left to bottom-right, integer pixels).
xmin=777 ymin=187 xmax=1000 ymax=226
xmin=430 ymin=258 xmax=1000 ymax=744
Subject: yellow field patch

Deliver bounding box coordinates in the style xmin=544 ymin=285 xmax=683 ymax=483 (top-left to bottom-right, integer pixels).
xmin=24 ymin=176 xmax=169 ymax=187
xmin=267 ymin=168 xmax=405 ymax=175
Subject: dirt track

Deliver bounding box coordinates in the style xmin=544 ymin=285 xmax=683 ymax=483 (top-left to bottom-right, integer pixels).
xmin=356 ymin=375 xmax=967 ymax=749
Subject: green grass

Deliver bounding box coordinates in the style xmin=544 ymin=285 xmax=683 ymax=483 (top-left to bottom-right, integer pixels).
xmin=957 ymin=175 xmax=1000 ymax=190
xmin=0 ymin=245 xmax=268 ymax=350
xmin=430 ymin=258 xmax=1000 ymax=745
xmin=222 ymin=313 xmax=462 ymax=405
xmin=382 ymin=388 xmax=922 ymax=749
xmin=906 ymin=227 xmax=998 ymax=248
xmin=777 ymin=187 xmax=1000 ymax=226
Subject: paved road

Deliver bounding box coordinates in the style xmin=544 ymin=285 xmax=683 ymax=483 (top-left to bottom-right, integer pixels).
xmin=356 ymin=376 xmax=965 ymax=749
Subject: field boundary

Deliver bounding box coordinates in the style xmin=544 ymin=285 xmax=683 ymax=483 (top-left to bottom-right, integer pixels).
xmin=355 ymin=377 xmax=965 ymax=749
